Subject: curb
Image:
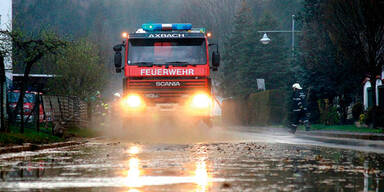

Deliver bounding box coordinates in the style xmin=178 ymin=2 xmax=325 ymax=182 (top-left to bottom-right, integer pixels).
xmin=296 ymin=131 xmax=384 ymax=141
xmin=0 ymin=141 xmax=85 ymax=154
xmin=230 ymin=126 xmax=384 ymax=141
xmin=295 ymin=134 xmax=384 ymax=149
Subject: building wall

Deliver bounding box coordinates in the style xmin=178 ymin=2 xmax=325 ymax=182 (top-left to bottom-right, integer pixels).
xmin=363 ymin=81 xmax=371 ymax=110
xmin=363 ymin=79 xmax=384 ymax=110
xmin=0 ymin=0 xmax=12 ymax=71
xmin=376 ymin=79 xmax=382 ymax=105
xmin=0 ymin=0 xmax=12 ymax=83
xmin=0 ymin=0 xmax=12 ymax=127
xmin=0 ymin=0 xmax=12 ymax=31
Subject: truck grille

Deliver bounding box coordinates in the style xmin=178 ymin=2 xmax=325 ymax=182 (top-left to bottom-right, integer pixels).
xmin=126 ymin=77 xmax=209 ymax=103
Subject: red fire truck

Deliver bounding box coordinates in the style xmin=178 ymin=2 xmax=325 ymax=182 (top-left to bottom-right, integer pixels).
xmin=8 ymin=90 xmax=44 ymax=123
xmin=113 ymin=23 xmax=220 ymax=127
xmin=8 ymin=74 xmax=56 ymax=123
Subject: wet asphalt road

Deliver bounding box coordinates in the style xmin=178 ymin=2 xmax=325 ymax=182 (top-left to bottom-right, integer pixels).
xmin=0 ymin=127 xmax=384 ymax=192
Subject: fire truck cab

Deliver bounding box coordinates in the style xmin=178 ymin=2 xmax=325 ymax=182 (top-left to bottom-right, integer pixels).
xmin=113 ymin=23 xmax=220 ymax=126
xmin=8 ymin=90 xmax=44 ymax=123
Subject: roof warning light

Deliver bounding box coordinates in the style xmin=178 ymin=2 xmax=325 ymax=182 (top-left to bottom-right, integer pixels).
xmin=142 ymin=23 xmax=192 ymax=32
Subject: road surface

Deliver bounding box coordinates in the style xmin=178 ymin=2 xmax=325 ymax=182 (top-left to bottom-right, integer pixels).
xmin=0 ymin=126 xmax=383 ymax=191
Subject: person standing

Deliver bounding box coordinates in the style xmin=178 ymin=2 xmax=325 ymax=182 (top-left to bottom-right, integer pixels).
xmin=289 ymin=83 xmax=310 ymax=133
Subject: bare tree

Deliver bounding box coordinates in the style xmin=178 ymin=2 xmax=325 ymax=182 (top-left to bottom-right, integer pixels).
xmin=0 ymin=29 xmax=66 ymax=133
xmin=48 ymin=39 xmax=107 ymax=101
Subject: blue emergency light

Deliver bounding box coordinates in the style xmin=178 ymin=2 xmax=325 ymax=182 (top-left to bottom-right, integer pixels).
xmin=142 ymin=23 xmax=192 ymax=31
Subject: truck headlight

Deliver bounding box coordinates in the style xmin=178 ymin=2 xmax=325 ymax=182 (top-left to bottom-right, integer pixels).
xmin=191 ymin=93 xmax=211 ymax=109
xmin=122 ymin=94 xmax=144 ymax=108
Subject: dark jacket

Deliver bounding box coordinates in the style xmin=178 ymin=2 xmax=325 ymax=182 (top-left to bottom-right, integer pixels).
xmin=292 ymin=90 xmax=307 ymax=112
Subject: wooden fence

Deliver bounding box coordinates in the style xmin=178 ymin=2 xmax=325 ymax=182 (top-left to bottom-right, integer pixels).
xmin=42 ymin=95 xmax=88 ymax=128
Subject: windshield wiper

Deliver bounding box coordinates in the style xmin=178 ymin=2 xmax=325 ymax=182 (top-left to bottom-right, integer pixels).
xmin=165 ymin=61 xmax=196 ymax=67
xmin=133 ymin=62 xmax=153 ymax=67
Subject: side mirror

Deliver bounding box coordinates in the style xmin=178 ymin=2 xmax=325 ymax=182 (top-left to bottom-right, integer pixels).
xmin=113 ymin=44 xmax=123 ymax=73
xmin=212 ymin=51 xmax=220 ymax=70
xmin=209 ymin=43 xmax=220 ymax=71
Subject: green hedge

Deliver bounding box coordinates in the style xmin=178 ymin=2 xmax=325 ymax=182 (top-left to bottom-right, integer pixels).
xmin=222 ymin=89 xmax=287 ymax=126
xmin=222 ymin=97 xmax=247 ymax=125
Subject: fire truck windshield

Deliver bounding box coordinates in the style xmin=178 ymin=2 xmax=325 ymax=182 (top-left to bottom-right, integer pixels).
xmin=8 ymin=92 xmax=35 ymax=103
xmin=128 ymin=38 xmax=207 ymax=65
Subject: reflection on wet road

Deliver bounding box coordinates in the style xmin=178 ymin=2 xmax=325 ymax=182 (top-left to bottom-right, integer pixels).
xmin=0 ymin=128 xmax=383 ymax=191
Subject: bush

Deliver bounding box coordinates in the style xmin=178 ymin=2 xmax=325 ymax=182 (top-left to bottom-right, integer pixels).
xmin=222 ymin=98 xmax=248 ymax=125
xmin=352 ymin=103 xmax=364 ymax=121
xmin=248 ymin=91 xmax=271 ymax=125
xmin=247 ymin=90 xmax=286 ymax=125
xmin=365 ymin=106 xmax=384 ymax=128
xmin=222 ymin=89 xmax=287 ymax=126
xmin=319 ymin=105 xmax=340 ymax=125
xmin=359 ymin=114 xmax=366 ymax=124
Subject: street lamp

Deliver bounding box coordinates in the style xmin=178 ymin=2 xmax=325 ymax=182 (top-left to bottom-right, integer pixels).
xmin=258 ymin=15 xmax=299 ymax=57
xmin=260 ymin=33 xmax=271 ymax=45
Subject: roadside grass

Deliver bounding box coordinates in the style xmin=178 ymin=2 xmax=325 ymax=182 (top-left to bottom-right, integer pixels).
xmin=65 ymin=126 xmax=101 ymax=138
xmin=1 ymin=123 xmax=101 ymax=146
xmin=298 ymin=124 xmax=384 ymax=133
xmin=0 ymin=124 xmax=64 ymax=147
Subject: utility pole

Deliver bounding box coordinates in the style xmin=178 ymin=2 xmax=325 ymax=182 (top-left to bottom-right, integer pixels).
xmin=0 ymin=55 xmax=4 ymax=132
xmin=0 ymin=15 xmax=5 ymax=132
xmin=291 ymin=15 xmax=295 ymax=58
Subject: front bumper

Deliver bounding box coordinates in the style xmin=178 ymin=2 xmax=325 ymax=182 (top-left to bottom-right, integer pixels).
xmin=118 ymin=103 xmax=212 ymax=118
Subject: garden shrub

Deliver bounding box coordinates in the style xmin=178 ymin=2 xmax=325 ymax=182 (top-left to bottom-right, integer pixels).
xmin=365 ymin=106 xmax=384 ymax=128
xmin=318 ymin=99 xmax=340 ymax=125
xmin=352 ymin=103 xmax=364 ymax=121
xmin=222 ymin=89 xmax=286 ymax=126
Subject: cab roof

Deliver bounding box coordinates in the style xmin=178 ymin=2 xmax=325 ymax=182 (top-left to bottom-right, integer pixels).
xmin=128 ymin=23 xmax=206 ymax=39
xmin=129 ymin=32 xmax=205 ymax=39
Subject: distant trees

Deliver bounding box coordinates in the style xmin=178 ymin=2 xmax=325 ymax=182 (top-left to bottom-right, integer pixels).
xmin=46 ymin=39 xmax=107 ymax=122
xmin=222 ymin=1 xmax=290 ymax=97
xmin=47 ymin=39 xmax=107 ymax=101
xmin=297 ymin=0 xmax=357 ymax=122
xmin=325 ymin=0 xmax=384 ymax=127
xmin=180 ymin=0 xmax=241 ymax=44
xmin=250 ymin=13 xmax=290 ymax=89
xmin=222 ymin=1 xmax=254 ymax=96
xmin=298 ymin=0 xmax=384 ymax=125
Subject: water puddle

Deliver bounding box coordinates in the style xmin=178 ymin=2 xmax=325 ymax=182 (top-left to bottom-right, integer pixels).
xmin=0 ymin=141 xmax=383 ymax=191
